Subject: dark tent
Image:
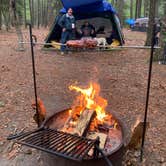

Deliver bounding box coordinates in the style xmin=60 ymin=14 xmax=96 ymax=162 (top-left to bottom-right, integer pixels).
xmin=45 ymin=0 xmax=124 ymax=47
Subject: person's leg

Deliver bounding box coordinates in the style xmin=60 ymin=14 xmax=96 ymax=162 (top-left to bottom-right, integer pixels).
xmin=68 ymin=31 xmax=74 ymax=40
xmin=66 ymin=31 xmax=73 ymax=52
xmin=60 ymin=31 xmax=68 ymax=53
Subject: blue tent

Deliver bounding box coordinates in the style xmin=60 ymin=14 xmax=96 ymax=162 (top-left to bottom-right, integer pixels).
xmin=61 ymin=0 xmax=103 ymax=9
xmin=60 ymin=0 xmax=116 ymax=17
xmin=125 ymin=19 xmax=135 ymax=26
xmin=45 ymin=0 xmax=124 ymax=46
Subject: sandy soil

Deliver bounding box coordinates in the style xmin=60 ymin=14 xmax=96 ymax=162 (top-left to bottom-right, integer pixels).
xmin=0 ymin=28 xmax=165 ymax=166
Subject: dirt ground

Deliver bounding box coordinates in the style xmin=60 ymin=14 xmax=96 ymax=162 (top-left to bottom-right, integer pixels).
xmin=0 ymin=28 xmax=165 ymax=166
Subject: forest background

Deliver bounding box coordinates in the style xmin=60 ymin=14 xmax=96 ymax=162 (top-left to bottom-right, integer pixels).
xmin=0 ymin=0 xmax=166 ymax=61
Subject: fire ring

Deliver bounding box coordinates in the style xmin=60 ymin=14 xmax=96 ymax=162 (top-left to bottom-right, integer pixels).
xmin=40 ymin=108 xmax=127 ymax=166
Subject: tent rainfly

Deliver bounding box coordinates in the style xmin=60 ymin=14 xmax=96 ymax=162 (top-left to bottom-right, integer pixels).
xmin=45 ymin=0 xmax=125 ymax=47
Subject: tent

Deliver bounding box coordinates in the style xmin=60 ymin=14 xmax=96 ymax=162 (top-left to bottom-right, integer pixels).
xmin=45 ymin=0 xmax=125 ymax=47
xmin=125 ymin=18 xmax=135 ymax=26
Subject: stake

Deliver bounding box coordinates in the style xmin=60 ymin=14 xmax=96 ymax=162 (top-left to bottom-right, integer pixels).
xmin=140 ymin=24 xmax=156 ymax=161
xmin=28 ymin=24 xmax=40 ymax=127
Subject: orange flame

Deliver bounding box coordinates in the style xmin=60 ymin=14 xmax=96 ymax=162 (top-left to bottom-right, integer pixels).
xmin=69 ymin=82 xmax=108 ymax=122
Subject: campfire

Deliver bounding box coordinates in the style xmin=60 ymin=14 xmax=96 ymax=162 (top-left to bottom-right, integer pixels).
xmin=58 ymin=82 xmax=122 ymax=155
xmin=8 ymin=82 xmax=124 ymax=165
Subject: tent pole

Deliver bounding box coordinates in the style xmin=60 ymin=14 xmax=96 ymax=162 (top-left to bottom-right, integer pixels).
xmin=140 ymin=23 xmax=156 ymax=162
xmin=28 ymin=24 xmax=40 ymax=127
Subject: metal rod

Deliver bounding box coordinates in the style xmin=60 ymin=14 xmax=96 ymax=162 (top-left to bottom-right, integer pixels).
xmin=95 ymin=145 xmax=113 ymax=166
xmin=140 ymin=24 xmax=156 ymax=161
xmin=19 ymin=41 xmax=66 ymax=46
xmin=18 ymin=41 xmax=160 ymax=49
xmin=93 ymin=136 xmax=100 ymax=159
xmin=28 ymin=24 xmax=40 ymax=127
xmin=7 ymin=128 xmax=43 ymax=140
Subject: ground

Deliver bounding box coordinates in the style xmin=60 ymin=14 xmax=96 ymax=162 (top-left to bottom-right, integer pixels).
xmin=0 ymin=28 xmax=165 ymax=166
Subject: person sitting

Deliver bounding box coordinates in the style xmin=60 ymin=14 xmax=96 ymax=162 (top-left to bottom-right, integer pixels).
xmin=80 ymin=21 xmax=96 ymax=38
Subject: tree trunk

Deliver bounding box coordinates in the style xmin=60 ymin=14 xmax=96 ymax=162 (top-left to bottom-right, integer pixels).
xmin=23 ymin=0 xmax=27 ymax=28
xmin=144 ymin=0 xmax=149 ymax=17
xmin=145 ymin=0 xmax=156 ymax=46
xmin=2 ymin=10 xmax=10 ymax=31
xmin=116 ymin=0 xmax=124 ymax=26
xmin=41 ymin=0 xmax=44 ymax=26
xmin=31 ymin=0 xmax=34 ymax=27
xmin=10 ymin=0 xmax=25 ymax=51
xmin=45 ymin=0 xmax=48 ymax=27
xmin=47 ymin=0 xmax=53 ymax=26
xmin=37 ymin=0 xmax=40 ymax=28
xmin=137 ymin=0 xmax=142 ymax=18
xmin=29 ymin=0 xmax=33 ymax=26
xmin=130 ymin=0 xmax=133 ymax=19
xmin=155 ymin=0 xmax=159 ymax=18
xmin=135 ymin=0 xmax=142 ymax=19
xmin=111 ymin=0 xmax=115 ymax=6
xmin=156 ymin=1 xmax=166 ymax=63
xmin=135 ymin=0 xmax=138 ymax=19
xmin=0 ymin=7 xmax=2 ymax=30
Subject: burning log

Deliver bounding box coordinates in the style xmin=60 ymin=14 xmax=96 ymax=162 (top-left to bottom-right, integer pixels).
xmin=61 ymin=109 xmax=95 ymax=136
xmin=74 ymin=109 xmax=95 ymax=136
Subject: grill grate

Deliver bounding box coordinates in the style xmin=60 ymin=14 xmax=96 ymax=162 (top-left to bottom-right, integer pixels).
xmin=7 ymin=128 xmax=96 ymax=161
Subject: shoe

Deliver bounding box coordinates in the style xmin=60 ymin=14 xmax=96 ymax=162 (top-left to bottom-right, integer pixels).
xmin=61 ymin=52 xmax=65 ymax=55
xmin=68 ymin=51 xmax=72 ymax=54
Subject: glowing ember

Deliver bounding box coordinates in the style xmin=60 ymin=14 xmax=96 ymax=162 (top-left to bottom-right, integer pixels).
xmin=69 ymin=82 xmax=108 ymax=122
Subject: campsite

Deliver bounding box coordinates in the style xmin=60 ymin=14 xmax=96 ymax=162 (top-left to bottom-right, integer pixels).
xmin=0 ymin=0 xmax=166 ymax=166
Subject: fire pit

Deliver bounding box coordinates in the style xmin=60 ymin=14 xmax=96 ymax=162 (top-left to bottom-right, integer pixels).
xmin=40 ymin=107 xmax=126 ymax=166
xmin=8 ymin=82 xmax=126 ymax=166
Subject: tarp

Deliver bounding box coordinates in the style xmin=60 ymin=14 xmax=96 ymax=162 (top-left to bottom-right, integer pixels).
xmin=60 ymin=0 xmax=116 ymax=17
xmin=61 ymin=0 xmax=102 ymax=9
xmin=125 ymin=19 xmax=135 ymax=26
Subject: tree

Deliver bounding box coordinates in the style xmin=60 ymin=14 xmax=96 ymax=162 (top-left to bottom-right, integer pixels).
xmin=10 ymin=0 xmax=24 ymax=51
xmin=158 ymin=1 xmax=166 ymax=63
xmin=0 ymin=0 xmax=11 ymax=31
xmin=130 ymin=0 xmax=133 ymax=19
xmin=144 ymin=0 xmax=149 ymax=17
xmin=0 ymin=5 xmax=2 ymax=30
xmin=116 ymin=0 xmax=125 ymax=26
xmin=135 ymin=0 xmax=142 ymax=19
xmin=23 ymin=0 xmax=27 ymax=27
xmin=145 ymin=0 xmax=156 ymax=46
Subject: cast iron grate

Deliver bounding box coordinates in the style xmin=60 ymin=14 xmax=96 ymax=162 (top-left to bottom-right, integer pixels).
xmin=7 ymin=128 xmax=96 ymax=161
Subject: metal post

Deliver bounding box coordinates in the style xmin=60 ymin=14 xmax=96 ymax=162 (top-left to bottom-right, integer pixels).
xmin=94 ymin=141 xmax=113 ymax=166
xmin=140 ymin=24 xmax=156 ymax=161
xmin=28 ymin=23 xmax=40 ymax=127
xmin=93 ymin=136 xmax=100 ymax=159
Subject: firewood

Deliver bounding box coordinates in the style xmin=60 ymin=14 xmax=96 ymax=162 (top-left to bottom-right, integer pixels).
xmin=61 ymin=109 xmax=95 ymax=136
xmin=73 ymin=109 xmax=95 ymax=136
xmin=127 ymin=122 xmax=150 ymax=150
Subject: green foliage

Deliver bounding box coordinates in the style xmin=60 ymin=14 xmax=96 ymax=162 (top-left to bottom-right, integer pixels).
xmin=0 ymin=0 xmax=165 ymax=29
xmin=16 ymin=0 xmax=24 ymax=17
